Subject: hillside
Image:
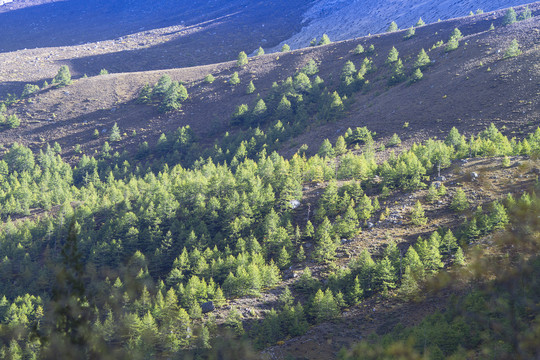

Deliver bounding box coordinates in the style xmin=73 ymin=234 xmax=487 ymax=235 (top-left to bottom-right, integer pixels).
xmin=1 ymin=3 xmax=539 ymax=161
xmin=0 ymin=2 xmax=540 ymax=360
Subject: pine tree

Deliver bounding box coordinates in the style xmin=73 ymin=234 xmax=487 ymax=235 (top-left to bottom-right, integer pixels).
xmin=255 ymin=46 xmax=265 ymax=56
xmin=415 ymin=17 xmax=425 ymax=27
xmin=414 ymin=48 xmax=431 ymax=68
xmin=503 ymin=7 xmax=517 ymax=25
xmin=152 ymin=74 xmax=172 ymax=98
xmin=440 ymin=229 xmax=458 ymax=255
xmin=503 ymin=39 xmax=522 ymax=59
xmin=387 ymin=21 xmax=398 ymax=32
xmin=304 ymin=221 xmax=314 ymax=239
xmin=204 ymin=74 xmax=215 ymax=83
xmin=403 ymin=246 xmax=424 ymax=279
xmin=353 ymin=44 xmax=364 ymax=55
xmin=426 ymin=183 xmax=440 ymax=203
xmin=246 ymin=80 xmax=256 ymax=94
xmin=387 ymin=133 xmax=402 ymax=146
xmin=386 ymin=47 xmax=399 ymax=64
xmin=281 ymin=44 xmax=291 ymax=52
xmin=454 ymin=247 xmax=465 ymax=266
xmin=252 ymin=99 xmax=267 ymax=118
xmin=357 ymin=194 xmax=373 ymax=225
xmin=301 ymin=59 xmax=319 ymax=76
xmin=318 ymin=139 xmax=335 ymax=158
xmin=450 ymin=28 xmax=463 ymax=40
xmin=375 ymin=257 xmax=396 ymax=294
xmin=276 ymin=95 xmax=292 ymax=118
xmin=445 ymin=37 xmax=459 ymax=52
xmin=137 ymin=83 xmax=153 ymax=103
xmin=424 ymin=233 xmax=444 ymax=273
xmin=109 ymin=123 xmax=121 ymax=142
xmin=277 ymin=246 xmax=291 ymax=269
xmin=450 ymin=188 xmax=469 ymax=212
xmin=520 ymin=6 xmax=532 ymax=21
xmin=297 ymin=245 xmax=306 ymax=262
xmin=52 ymin=65 xmax=72 ymax=87
xmin=404 ymin=27 xmax=415 ymax=40
xmin=229 ymin=72 xmax=240 ymax=85
xmin=400 ymin=266 xmax=418 ymax=298
xmin=313 ymin=218 xmax=337 ymax=262
xmin=318 ymin=34 xmax=331 ymax=45
xmin=236 ymin=51 xmax=248 ymax=67
xmin=490 ymin=202 xmax=509 ymax=229
xmin=334 ymin=135 xmax=347 ymax=155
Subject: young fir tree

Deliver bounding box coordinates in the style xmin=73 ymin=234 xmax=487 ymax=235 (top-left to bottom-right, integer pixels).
xmin=450 ymin=27 xmax=463 ymax=40
xmin=357 ymin=194 xmax=373 ymax=225
xmin=400 ymin=266 xmax=418 ymax=298
xmin=440 ymin=229 xmax=458 ymax=255
xmin=313 ymin=218 xmax=337 ymax=262
xmin=353 ymin=44 xmax=364 ymax=55
xmin=137 ymin=83 xmax=153 ymax=103
xmin=255 ymin=46 xmax=265 ymax=56
xmin=504 ymin=39 xmax=522 ymax=58
xmin=335 ymin=135 xmax=347 ymax=155
xmin=410 ymin=68 xmax=423 ymax=83
xmin=246 ymin=80 xmax=256 ymax=94
xmin=410 ymin=200 xmax=427 ymax=226
xmin=503 ymin=7 xmax=517 ymax=25
xmin=404 ymin=27 xmax=415 ymax=40
xmin=318 ymin=34 xmax=331 ymax=45
xmin=301 ymin=59 xmax=319 ymax=75
xmin=520 ymin=6 xmax=532 ymax=21
xmin=152 ymin=74 xmax=172 ymax=98
xmin=229 ymin=72 xmax=240 ymax=85
xmin=450 ymin=188 xmax=469 ymax=212
xmin=236 ymin=51 xmax=248 ymax=67
xmin=387 ymin=133 xmax=402 ymax=146
xmin=454 ymin=247 xmax=466 ymax=266
xmin=204 ymin=74 xmax=215 ymax=83
xmin=414 ymin=48 xmax=431 ymax=69
xmin=387 ymin=21 xmax=398 ymax=32
xmin=386 ymin=46 xmax=399 ymax=64
xmin=52 ymin=65 xmax=72 ymax=87
xmin=296 ymin=245 xmax=306 ymax=262
xmin=415 ymin=17 xmax=425 ymax=27
xmin=403 ymin=246 xmax=425 ymax=279
xmin=318 ymin=139 xmax=335 ymax=158
xmin=424 ymin=233 xmax=444 ymax=273
xmin=375 ymin=257 xmax=397 ymax=294
xmin=277 ymin=246 xmax=291 ymax=269
xmin=281 ymin=44 xmax=291 ymax=52
xmin=109 ymin=123 xmax=121 ymax=142
xmin=252 ymin=99 xmax=267 ymax=118
xmin=445 ymin=37 xmax=459 ymax=52
xmin=490 ymin=202 xmax=509 ymax=229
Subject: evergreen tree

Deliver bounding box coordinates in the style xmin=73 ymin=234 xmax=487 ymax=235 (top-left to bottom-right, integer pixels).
xmin=414 ymin=48 xmax=431 ymax=69
xmin=387 ymin=133 xmax=401 ymax=147
xmin=281 ymin=44 xmax=291 ymax=52
xmin=52 ymin=65 xmax=72 ymax=87
xmin=204 ymin=74 xmax=215 ymax=83
xmin=490 ymin=202 xmax=509 ymax=229
xmin=440 ymin=229 xmax=458 ymax=255
xmin=400 ymin=266 xmax=418 ymax=298
xmin=445 ymin=37 xmax=459 ymax=52
xmin=335 ymin=136 xmax=347 ymax=155
xmin=519 ymin=6 xmax=532 ymax=21
xmin=404 ymin=27 xmax=415 ymax=40
xmin=389 ymin=58 xmax=405 ymax=84
xmin=152 ymin=74 xmax=172 ymax=98
xmin=387 ymin=21 xmax=398 ymax=32
xmin=410 ymin=201 xmax=427 ymax=226
xmin=386 ymin=47 xmax=399 ymax=64
xmin=246 ymin=80 xmax=256 ymax=94
xmin=255 ymin=47 xmax=265 ymax=56
xmin=229 ymin=72 xmax=240 ymax=85
xmin=277 ymin=246 xmax=291 ymax=269
xmin=297 ymin=245 xmax=306 ymax=262
xmin=454 ymin=247 xmax=465 ymax=266
xmin=374 ymin=257 xmax=396 ymax=293
xmin=236 ymin=51 xmax=248 ymax=67
xmin=318 ymin=139 xmax=335 ymax=158
xmin=109 ymin=123 xmax=121 ymax=142
xmin=415 ymin=17 xmax=425 ymax=27
xmin=450 ymin=188 xmax=469 ymax=212
xmin=503 ymin=7 xmax=517 ymax=25
xmin=424 ymin=233 xmax=444 ymax=273
xmin=252 ymin=99 xmax=267 ymax=118
xmin=137 ymin=83 xmax=153 ymax=103
xmin=403 ymin=246 xmax=424 ymax=279
xmin=503 ymin=39 xmax=522 ymax=58
xmin=353 ymin=44 xmax=364 ymax=55
xmin=301 ymin=59 xmax=319 ymax=76
xmin=318 ymin=34 xmax=331 ymax=45
xmin=357 ymin=195 xmax=373 ymax=225
xmin=450 ymin=28 xmax=463 ymax=40
xmin=313 ymin=218 xmax=337 ymax=262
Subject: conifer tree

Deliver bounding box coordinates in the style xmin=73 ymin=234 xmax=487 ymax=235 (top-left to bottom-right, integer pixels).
xmin=386 ymin=47 xmax=399 ymax=64
xmin=440 ymin=229 xmax=458 ymax=255
xmin=454 ymin=247 xmax=466 ymax=266
xmin=387 ymin=21 xmax=398 ymax=32
xmin=318 ymin=139 xmax=335 ymax=158
xmin=357 ymin=194 xmax=373 ymax=225
xmin=490 ymin=202 xmax=509 ymax=229
xmin=375 ymin=257 xmax=396 ymax=294
xmin=503 ymin=7 xmax=517 ymax=25
xmin=246 ymin=80 xmax=256 ymax=94
xmin=414 ymin=48 xmax=431 ymax=69
xmin=137 ymin=83 xmax=153 ymax=103
xmin=304 ymin=221 xmax=314 ymax=239
xmin=297 ymin=245 xmax=306 ymax=262
xmin=503 ymin=39 xmax=522 ymax=58
xmin=403 ymin=246 xmax=425 ymax=279
xmin=335 ymin=135 xmax=347 ymax=155
xmin=229 ymin=72 xmax=240 ymax=85
xmin=204 ymin=74 xmax=215 ymax=83
xmin=236 ymin=51 xmax=248 ymax=67
xmin=353 ymin=44 xmax=364 ymax=55
xmin=318 ymin=34 xmax=331 ymax=45
xmin=313 ymin=218 xmax=337 ymax=262
xmin=424 ymin=233 xmax=444 ymax=273
xmin=52 ymin=65 xmax=72 ymax=87
xmin=445 ymin=37 xmax=459 ymax=52
xmin=404 ymin=27 xmax=415 ymax=39
xmin=255 ymin=47 xmax=265 ymax=56
xmin=109 ymin=123 xmax=121 ymax=142
xmin=152 ymin=74 xmax=172 ymax=98
xmin=281 ymin=44 xmax=291 ymax=52
xmin=252 ymin=99 xmax=267 ymax=118
xmin=450 ymin=188 xmax=469 ymax=212
xmin=450 ymin=28 xmax=463 ymax=40
xmin=277 ymin=246 xmax=291 ymax=269
xmin=415 ymin=17 xmax=425 ymax=27
xmin=520 ymin=6 xmax=532 ymax=21
xmin=400 ymin=265 xmax=418 ymax=298
xmin=410 ymin=200 xmax=427 ymax=226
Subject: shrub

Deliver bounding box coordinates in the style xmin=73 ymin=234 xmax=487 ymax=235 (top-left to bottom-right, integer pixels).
xmin=503 ymin=39 xmax=522 ymax=58
xmin=4 ymin=114 xmax=20 ymax=129
xmin=52 ymin=65 xmax=72 ymax=87
xmin=99 ymin=69 xmax=109 ymax=75
xmin=204 ymin=74 xmax=215 ymax=83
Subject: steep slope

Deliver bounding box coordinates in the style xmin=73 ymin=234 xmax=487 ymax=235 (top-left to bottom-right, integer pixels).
xmin=1 ymin=4 xmax=538 ymax=161
xmin=273 ymin=0 xmax=535 ymax=50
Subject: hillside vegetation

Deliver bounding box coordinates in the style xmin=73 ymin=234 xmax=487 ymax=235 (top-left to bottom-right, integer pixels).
xmin=0 ymin=2 xmax=539 ymax=359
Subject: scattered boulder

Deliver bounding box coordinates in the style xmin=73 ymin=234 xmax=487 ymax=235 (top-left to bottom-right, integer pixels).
xmin=201 ymin=301 xmax=215 ymax=314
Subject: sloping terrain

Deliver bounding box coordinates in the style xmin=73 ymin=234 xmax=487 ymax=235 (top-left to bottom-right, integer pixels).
xmin=274 ymin=0 xmax=536 ymax=50
xmin=1 ymin=3 xmax=539 ymax=161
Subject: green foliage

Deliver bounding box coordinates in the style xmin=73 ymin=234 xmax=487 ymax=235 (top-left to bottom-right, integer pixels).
xmin=229 ymin=72 xmax=240 ymax=85
xmin=415 ymin=17 xmax=425 ymax=27
xmin=52 ymin=65 xmax=72 ymax=87
xmin=445 ymin=37 xmax=459 ymax=52
xmin=152 ymin=74 xmax=172 ymax=98
xmin=318 ymin=139 xmax=335 ymax=158
xmin=318 ymin=34 xmax=331 ymax=45
xmin=503 ymin=7 xmax=517 ymax=25
xmin=410 ymin=200 xmax=427 ymax=226
xmin=520 ymin=6 xmax=532 ymax=21
xmin=109 ymin=122 xmax=121 ymax=142
xmin=503 ymin=39 xmax=522 ymax=58
xmin=204 ymin=74 xmax=215 ymax=83
xmin=414 ymin=48 xmax=431 ymax=69
xmin=353 ymin=44 xmax=364 ymax=55
xmin=246 ymin=80 xmax=256 ymax=94
xmin=386 ymin=46 xmax=399 ymax=64
xmin=255 ymin=47 xmax=265 ymax=56
xmin=231 ymin=104 xmax=249 ymax=125
xmin=450 ymin=188 xmax=469 ymax=212
xmin=409 ymin=68 xmax=423 ymax=83
xmin=236 ymin=51 xmax=248 ymax=67
xmin=281 ymin=44 xmax=291 ymax=52
xmin=403 ymin=27 xmax=415 ymax=40
xmin=2 ymin=114 xmax=21 ymax=129
xmin=450 ymin=28 xmax=463 ymax=40
xmin=21 ymin=84 xmax=39 ymax=98
xmin=137 ymin=83 xmax=153 ymax=104
xmin=387 ymin=21 xmax=398 ymax=32
xmin=301 ymin=59 xmax=319 ymax=76
xmin=99 ymin=68 xmax=109 ymax=75
xmin=387 ymin=133 xmax=401 ymax=147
